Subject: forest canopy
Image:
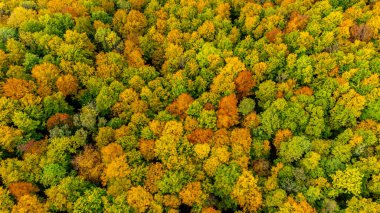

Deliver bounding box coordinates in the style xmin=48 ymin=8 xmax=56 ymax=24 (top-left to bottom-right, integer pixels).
xmin=0 ymin=0 xmax=380 ymax=212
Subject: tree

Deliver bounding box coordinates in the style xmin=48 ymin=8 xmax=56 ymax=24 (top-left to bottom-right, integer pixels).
xmin=278 ymin=196 xmax=316 ymax=213
xmin=330 ymin=89 xmax=366 ymax=130
xmin=7 ymin=7 xmax=36 ymax=28
xmin=139 ymin=139 xmax=155 ymax=161
xmin=74 ymin=16 xmax=94 ymax=37
xmin=345 ymin=197 xmax=380 ymax=213
xmin=95 ymin=127 xmax=115 ymax=149
xmin=0 ymin=125 xmax=23 ymax=152
xmin=11 ymin=195 xmax=48 ymax=213
xmin=12 ymin=111 xmax=40 ymax=133
xmin=331 ymin=168 xmax=363 ymax=196
xmin=123 ymin=10 xmax=147 ymax=40
xmin=124 ymin=40 xmax=145 ymax=68
xmin=187 ymin=128 xmax=213 ymax=144
xmin=285 ymin=12 xmax=309 ymax=33
xmin=361 ymin=99 xmax=380 ymax=122
xmin=231 ymin=170 xmax=262 ymax=212
xmin=213 ymin=163 xmax=241 ymax=208
xmin=46 ymin=113 xmax=73 ymax=130
xmin=91 ymin=11 xmax=112 ymax=25
xmin=112 ymin=10 xmax=128 ymax=35
xmin=41 ymin=13 xmax=74 ymax=37
xmin=157 ymin=170 xmax=190 ymax=194
xmin=194 ymin=143 xmax=211 ymax=159
xmin=56 ymin=30 xmax=95 ymax=64
xmin=45 ymin=177 xmax=91 ymax=212
xmin=217 ymin=94 xmax=239 ymax=129
xmin=95 ymin=28 xmax=122 ymax=51
xmin=73 ymin=188 xmax=107 ymax=213
xmin=100 ymin=144 xmax=134 ymax=188
xmin=266 ymin=28 xmax=282 ymax=43
xmin=2 ymin=78 xmax=35 ymax=100
xmin=243 ymin=112 xmax=260 ymax=129
xmin=305 ymin=105 xmax=326 ymax=138
xmin=198 ymin=109 xmax=217 ymax=129
xmin=46 ymin=0 xmax=87 ymax=17
xmin=255 ymin=80 xmax=277 ymax=109
xmin=350 ymin=24 xmax=373 ymax=42
xmin=21 ymin=53 xmax=40 ymax=72
xmin=198 ymin=21 xmax=215 ymax=41
xmin=210 ymin=57 xmax=245 ymax=96
xmin=40 ymin=163 xmax=67 ymax=187
xmin=31 ymin=63 xmax=60 ymax=97
xmin=234 ymin=70 xmax=255 ymax=97
xmin=154 ymin=121 xmax=183 ymax=162
xmin=0 ymin=28 xmax=17 ymax=50
xmin=238 ymin=98 xmax=255 ymax=116
xmin=79 ymin=103 xmax=98 ymax=131
xmin=101 ymin=143 xmax=124 ymax=164
xmin=96 ymin=81 xmax=124 ymax=114
xmin=278 ymin=136 xmax=311 ymax=163
xmin=179 ymin=182 xmax=206 ymax=207
xmin=8 ymin=182 xmax=39 ymax=200
xmin=126 ymin=186 xmax=153 ymax=213
xmin=144 ymin=163 xmax=164 ymax=193
xmin=43 ymin=93 xmax=73 ymax=119
xmin=0 ymin=187 xmax=14 ymax=212
xmin=230 ymin=128 xmax=252 ymax=154
xmin=99 ymin=49 xmax=126 ymax=75
xmin=273 ymin=129 xmax=292 ymax=151
xmin=216 ymin=3 xmax=231 ymax=19
xmin=56 ymin=74 xmax=79 ymax=96
xmin=72 ymin=145 xmax=103 ymax=183
xmin=167 ymin=93 xmax=194 ymax=119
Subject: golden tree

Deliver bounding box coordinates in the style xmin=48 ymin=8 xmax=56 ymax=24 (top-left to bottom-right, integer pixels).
xmin=127 ymin=186 xmax=153 ymax=213
xmin=231 ymin=170 xmax=263 ymax=212
xmin=179 ymin=182 xmax=206 ymax=206
xmin=72 ymin=145 xmax=103 ymax=183
xmin=2 ymin=78 xmax=35 ymax=100
xmin=56 ymin=74 xmax=79 ymax=96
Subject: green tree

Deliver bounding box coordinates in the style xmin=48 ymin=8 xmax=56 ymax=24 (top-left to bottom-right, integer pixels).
xmin=73 ymin=187 xmax=107 ymax=213
xmin=46 ymin=176 xmax=92 ymax=212
xmin=213 ymin=163 xmax=241 ymax=209
xmin=279 ymin=136 xmax=312 ymax=163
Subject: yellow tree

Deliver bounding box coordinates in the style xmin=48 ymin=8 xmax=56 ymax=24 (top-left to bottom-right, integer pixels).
xmin=0 ymin=125 xmax=23 ymax=152
xmin=100 ymin=143 xmax=130 ymax=186
xmin=72 ymin=145 xmax=103 ymax=183
xmin=127 ymin=186 xmax=153 ymax=213
xmin=230 ymin=128 xmax=252 ymax=153
xmin=144 ymin=163 xmax=164 ymax=193
xmin=139 ymin=139 xmax=155 ymax=161
xmin=31 ymin=63 xmax=61 ymax=97
xmin=231 ymin=170 xmax=262 ymax=212
xmin=279 ymin=195 xmax=316 ymax=213
xmin=7 ymin=7 xmax=36 ymax=28
xmin=11 ymin=195 xmax=48 ymax=213
xmin=179 ymin=182 xmax=206 ymax=207
xmin=123 ymin=10 xmax=147 ymax=42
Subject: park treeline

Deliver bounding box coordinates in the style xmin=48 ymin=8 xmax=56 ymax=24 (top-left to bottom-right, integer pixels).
xmin=0 ymin=0 xmax=380 ymax=212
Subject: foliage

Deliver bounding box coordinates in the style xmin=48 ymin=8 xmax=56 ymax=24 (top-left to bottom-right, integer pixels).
xmin=0 ymin=0 xmax=379 ymax=212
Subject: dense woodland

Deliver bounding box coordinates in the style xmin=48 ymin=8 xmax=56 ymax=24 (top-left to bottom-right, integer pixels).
xmin=0 ymin=0 xmax=380 ymax=212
